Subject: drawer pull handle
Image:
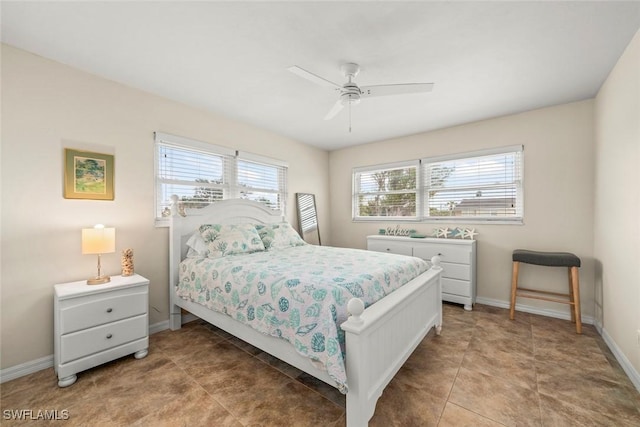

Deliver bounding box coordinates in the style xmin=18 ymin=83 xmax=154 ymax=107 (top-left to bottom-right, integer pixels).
xmin=106 ymin=308 xmax=113 ymax=313
xmin=106 ymin=334 xmax=113 ymax=339
xmin=438 ymin=253 xmax=442 ymax=256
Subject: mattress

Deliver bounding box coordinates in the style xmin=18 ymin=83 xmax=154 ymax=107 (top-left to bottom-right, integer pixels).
xmin=177 ymin=244 xmax=428 ymax=392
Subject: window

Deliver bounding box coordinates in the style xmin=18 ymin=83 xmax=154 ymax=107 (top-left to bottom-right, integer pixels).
xmin=352 ymin=145 xmax=523 ymax=223
xmin=422 ymin=146 xmax=523 ymax=221
xmin=236 ymin=152 xmax=287 ymax=211
xmin=353 ymin=161 xmax=419 ymax=220
xmin=155 ymin=132 xmax=287 ymax=223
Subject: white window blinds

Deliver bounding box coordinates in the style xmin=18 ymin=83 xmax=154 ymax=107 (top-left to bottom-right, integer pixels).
xmin=353 ymin=161 xmax=419 ymax=220
xmin=351 ymin=146 xmax=524 ymax=223
xmin=155 ymin=132 xmax=288 ymax=222
xmin=422 ymin=146 xmax=523 ymax=221
xmin=236 ymin=152 xmax=288 ymax=213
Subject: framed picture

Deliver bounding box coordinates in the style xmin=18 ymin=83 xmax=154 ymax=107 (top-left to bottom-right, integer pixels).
xmin=64 ymin=149 xmax=114 ymax=200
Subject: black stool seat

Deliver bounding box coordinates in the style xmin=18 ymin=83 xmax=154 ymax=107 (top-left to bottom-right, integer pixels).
xmin=512 ymin=249 xmax=581 ymax=268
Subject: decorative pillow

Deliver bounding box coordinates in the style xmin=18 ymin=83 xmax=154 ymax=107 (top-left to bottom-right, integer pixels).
xmin=185 ymin=232 xmax=209 ymax=258
xmin=199 ymin=223 xmax=265 ymax=258
xmin=255 ymin=222 xmax=306 ymax=250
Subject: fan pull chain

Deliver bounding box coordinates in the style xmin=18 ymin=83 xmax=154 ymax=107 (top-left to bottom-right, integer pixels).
xmin=349 ymin=94 xmax=352 ymax=133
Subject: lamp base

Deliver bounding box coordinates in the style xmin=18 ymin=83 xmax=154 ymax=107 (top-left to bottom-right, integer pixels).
xmin=87 ymin=275 xmax=111 ymax=285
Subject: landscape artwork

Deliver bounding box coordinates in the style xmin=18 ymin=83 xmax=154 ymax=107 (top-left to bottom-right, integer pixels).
xmin=64 ymin=149 xmax=114 ymax=200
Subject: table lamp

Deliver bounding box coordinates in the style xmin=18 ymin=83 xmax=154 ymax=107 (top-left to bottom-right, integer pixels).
xmin=82 ymin=224 xmax=115 ymax=285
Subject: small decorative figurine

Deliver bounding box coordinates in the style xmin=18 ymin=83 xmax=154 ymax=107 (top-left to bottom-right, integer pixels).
xmin=121 ymin=248 xmax=134 ymax=277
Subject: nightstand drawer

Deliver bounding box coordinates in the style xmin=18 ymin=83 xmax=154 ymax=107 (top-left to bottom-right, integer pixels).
xmin=60 ymin=314 xmax=147 ymax=364
xmin=60 ymin=289 xmax=147 ymax=334
xmin=367 ymin=240 xmax=413 ymax=256
xmin=442 ymin=278 xmax=471 ymax=297
xmin=413 ymin=244 xmax=470 ymax=264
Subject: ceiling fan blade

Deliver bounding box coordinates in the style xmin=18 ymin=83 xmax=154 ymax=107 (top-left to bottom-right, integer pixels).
xmin=288 ymin=66 xmax=342 ymax=90
xmin=324 ymin=100 xmax=344 ymax=120
xmin=360 ymin=83 xmax=434 ymax=98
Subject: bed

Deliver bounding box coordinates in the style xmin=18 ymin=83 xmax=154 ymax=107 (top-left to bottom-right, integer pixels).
xmin=168 ymin=197 xmax=443 ymax=426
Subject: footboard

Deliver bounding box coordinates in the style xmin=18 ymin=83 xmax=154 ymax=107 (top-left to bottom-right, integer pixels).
xmin=341 ymin=258 xmax=443 ymax=427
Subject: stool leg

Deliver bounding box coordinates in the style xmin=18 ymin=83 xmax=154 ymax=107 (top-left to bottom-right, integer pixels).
xmin=571 ymin=266 xmax=581 ymax=334
xmin=510 ymin=261 xmax=520 ymax=320
xmin=568 ymin=267 xmax=576 ymax=323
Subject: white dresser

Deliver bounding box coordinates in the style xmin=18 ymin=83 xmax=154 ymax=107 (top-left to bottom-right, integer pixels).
xmin=54 ymin=274 xmax=149 ymax=387
xmin=367 ymin=235 xmax=477 ymax=310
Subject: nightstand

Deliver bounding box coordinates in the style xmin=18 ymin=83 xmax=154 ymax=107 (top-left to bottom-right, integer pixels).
xmin=54 ymin=274 xmax=149 ymax=387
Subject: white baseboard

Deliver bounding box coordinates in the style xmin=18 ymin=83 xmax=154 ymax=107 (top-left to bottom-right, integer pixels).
xmin=149 ymin=313 xmax=198 ymax=334
xmin=0 ymin=355 xmax=54 ymax=384
xmin=601 ymin=328 xmax=640 ymax=393
xmin=0 ymin=315 xmax=199 ymax=384
xmin=475 ymin=296 xmax=595 ymax=325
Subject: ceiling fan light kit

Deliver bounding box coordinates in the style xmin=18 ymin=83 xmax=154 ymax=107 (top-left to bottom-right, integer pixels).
xmin=288 ymin=62 xmax=434 ymax=130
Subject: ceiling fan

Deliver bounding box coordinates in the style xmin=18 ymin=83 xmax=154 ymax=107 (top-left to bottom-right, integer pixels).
xmin=288 ymin=63 xmax=434 ymax=122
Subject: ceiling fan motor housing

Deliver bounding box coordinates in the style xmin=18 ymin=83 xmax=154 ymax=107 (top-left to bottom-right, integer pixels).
xmin=341 ymin=82 xmax=361 ymax=105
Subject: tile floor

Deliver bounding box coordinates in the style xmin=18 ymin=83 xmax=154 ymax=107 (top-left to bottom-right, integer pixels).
xmin=2 ymin=303 xmax=639 ymax=426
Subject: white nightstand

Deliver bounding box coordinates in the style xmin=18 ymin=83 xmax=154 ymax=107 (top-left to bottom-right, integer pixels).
xmin=54 ymin=274 xmax=149 ymax=387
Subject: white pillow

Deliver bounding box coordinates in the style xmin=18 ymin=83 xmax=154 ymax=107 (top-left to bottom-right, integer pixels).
xmin=185 ymin=232 xmax=209 ymax=258
xmin=199 ymin=223 xmax=265 ymax=258
xmin=255 ymin=222 xmax=306 ymax=250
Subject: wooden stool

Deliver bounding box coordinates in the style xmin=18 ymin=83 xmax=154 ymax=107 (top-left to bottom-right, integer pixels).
xmin=509 ymin=249 xmax=582 ymax=334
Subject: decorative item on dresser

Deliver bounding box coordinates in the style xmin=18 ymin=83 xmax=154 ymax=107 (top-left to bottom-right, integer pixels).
xmin=367 ymin=235 xmax=477 ymax=311
xmin=54 ymin=274 xmax=149 ymax=387
xmin=121 ymin=248 xmax=134 ymax=276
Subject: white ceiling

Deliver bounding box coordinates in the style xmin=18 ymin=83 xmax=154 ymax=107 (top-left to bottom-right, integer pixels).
xmin=2 ymin=1 xmax=639 ymax=151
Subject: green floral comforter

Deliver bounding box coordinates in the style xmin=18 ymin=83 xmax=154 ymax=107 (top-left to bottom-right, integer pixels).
xmin=177 ymin=244 xmax=428 ymax=393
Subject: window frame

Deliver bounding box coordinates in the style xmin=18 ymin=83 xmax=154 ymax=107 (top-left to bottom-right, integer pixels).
xmin=422 ymin=145 xmax=524 ymax=224
xmin=352 ymin=160 xmax=420 ymax=222
xmin=352 ymin=145 xmax=524 ymax=224
xmin=154 ymin=132 xmax=288 ymax=226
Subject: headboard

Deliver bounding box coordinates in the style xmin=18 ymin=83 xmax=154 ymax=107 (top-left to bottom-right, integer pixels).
xmin=168 ymin=197 xmax=285 ymax=292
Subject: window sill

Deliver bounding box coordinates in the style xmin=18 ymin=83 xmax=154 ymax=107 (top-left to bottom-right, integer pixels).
xmin=353 ymin=218 xmax=523 ymax=225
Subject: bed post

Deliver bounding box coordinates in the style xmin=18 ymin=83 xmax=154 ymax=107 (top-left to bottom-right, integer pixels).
xmin=341 ymin=257 xmax=443 ymax=427
xmin=169 ymin=195 xmax=182 ymax=331
xmin=342 ymin=299 xmax=375 ymax=427
xmin=431 ymin=255 xmax=443 ymax=335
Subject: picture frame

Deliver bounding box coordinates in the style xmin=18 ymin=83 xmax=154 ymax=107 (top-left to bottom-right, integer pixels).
xmin=64 ymin=149 xmax=114 ymax=200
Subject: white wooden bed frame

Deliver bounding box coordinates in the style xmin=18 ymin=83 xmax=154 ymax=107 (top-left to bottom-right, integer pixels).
xmin=168 ymin=198 xmax=443 ymax=426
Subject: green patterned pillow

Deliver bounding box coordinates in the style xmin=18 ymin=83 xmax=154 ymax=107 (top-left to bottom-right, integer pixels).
xmin=199 ymin=223 xmax=265 ymax=258
xmin=255 ymin=222 xmax=306 ymax=250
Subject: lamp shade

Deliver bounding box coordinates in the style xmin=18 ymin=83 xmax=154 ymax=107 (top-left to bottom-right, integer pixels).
xmin=82 ymin=225 xmax=115 ymax=254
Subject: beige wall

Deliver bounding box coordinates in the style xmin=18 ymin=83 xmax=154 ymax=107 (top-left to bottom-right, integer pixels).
xmin=594 ymin=29 xmax=640 ymax=377
xmin=0 ymin=45 xmax=330 ymax=369
xmin=329 ymin=100 xmax=595 ymax=318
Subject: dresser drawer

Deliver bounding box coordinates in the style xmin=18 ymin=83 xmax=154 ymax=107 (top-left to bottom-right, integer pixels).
xmin=442 ymin=277 xmax=472 ymax=297
xmin=413 ymin=244 xmax=471 ymax=264
xmin=60 ymin=289 xmax=147 ymax=334
xmin=441 ymin=262 xmax=471 ymax=281
xmin=367 ymin=236 xmax=476 ymax=310
xmin=367 ymin=240 xmax=413 ymax=256
xmin=60 ymin=314 xmax=147 ymax=364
